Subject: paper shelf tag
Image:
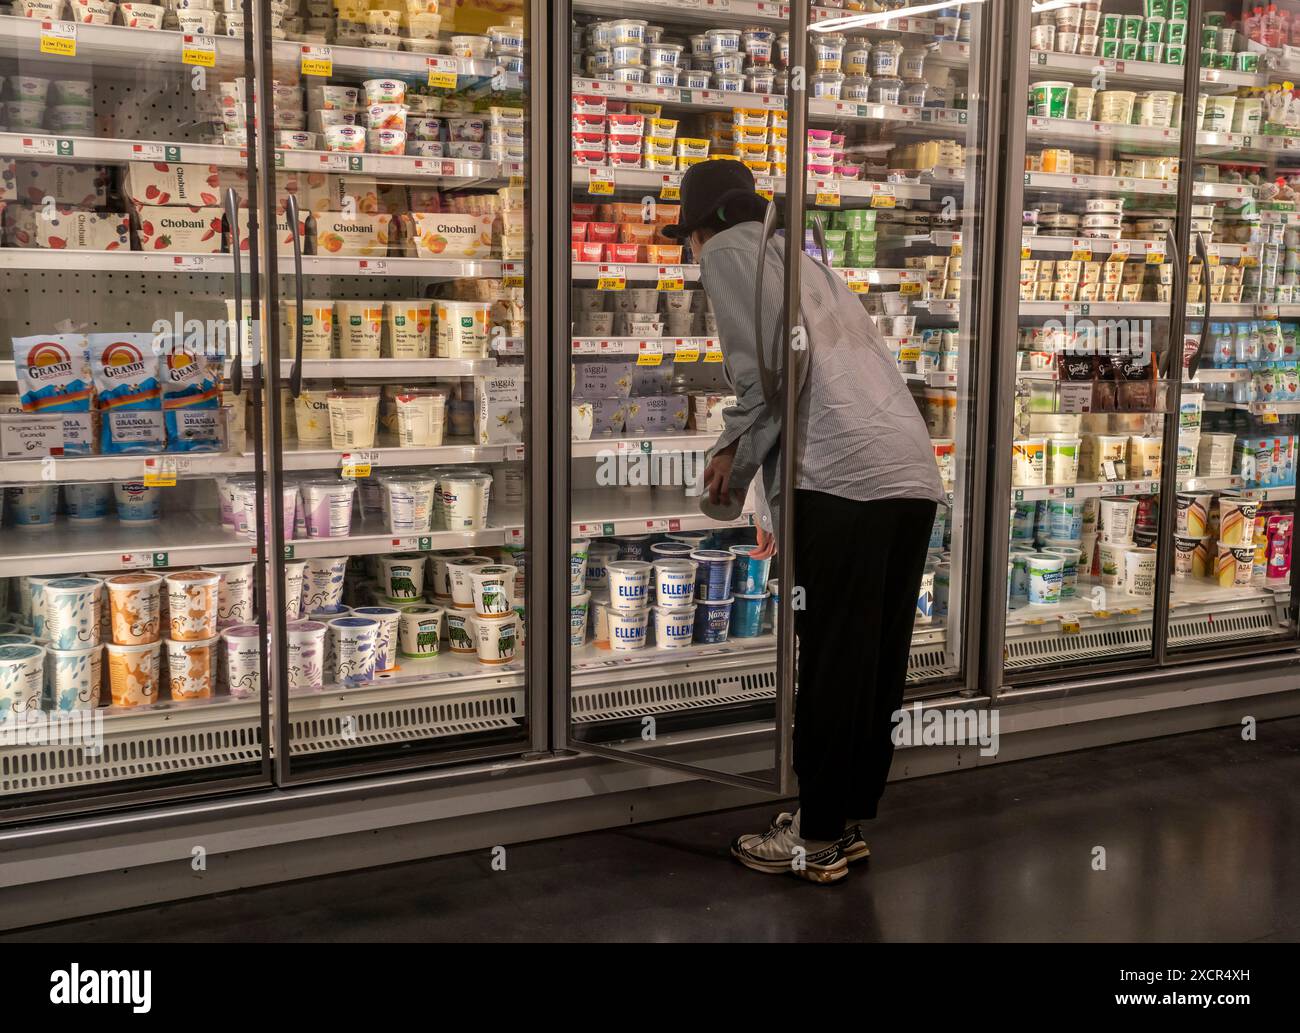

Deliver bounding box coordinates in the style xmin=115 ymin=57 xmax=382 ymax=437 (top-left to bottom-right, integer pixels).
xmin=660 ymin=173 xmax=681 ymax=200
xmin=755 ymin=176 xmax=775 ymax=201
xmin=656 ymin=265 xmax=683 ymax=291
xmin=182 ymin=34 xmax=216 ymax=68
xmin=703 ymin=340 xmax=723 ymax=363
xmin=300 ymin=45 xmax=333 ymax=78
xmin=340 ymin=451 xmax=378 ymax=478
xmin=870 ymin=187 xmax=896 ymax=208
xmin=899 ymin=281 xmax=922 ymax=296
xmin=427 ymin=57 xmax=458 ymax=89
xmin=501 ymin=261 xmax=524 ymax=289
xmin=845 ymin=270 xmax=869 ymax=293
xmin=142 ymin=457 xmax=177 ymax=487
xmin=39 ymin=21 xmax=76 ymax=58
xmin=636 ymin=341 xmax=663 ymax=366
xmin=674 ymin=341 xmax=699 ymax=362
xmin=814 ymin=181 xmax=840 ymax=207
xmin=596 ymin=264 xmax=625 ymax=290
xmin=588 ymin=168 xmax=615 ymax=195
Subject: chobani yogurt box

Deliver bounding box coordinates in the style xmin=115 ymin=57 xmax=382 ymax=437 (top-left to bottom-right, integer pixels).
xmin=124 ymin=161 xmax=224 ymax=209
xmin=410 ymin=212 xmax=495 ymax=259
xmin=13 ymin=161 xmax=109 ymax=207
xmin=132 ymin=206 xmax=225 ymax=252
xmin=3 ymin=205 xmax=129 ymax=250
xmin=235 ymin=208 xmax=308 ymax=251
xmin=313 ymin=212 xmax=392 ymax=256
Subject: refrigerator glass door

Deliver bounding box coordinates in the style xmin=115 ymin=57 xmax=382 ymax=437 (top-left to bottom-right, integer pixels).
xmin=0 ymin=14 xmax=272 ymax=820
xmin=263 ymin=8 xmax=534 ymax=778
xmin=1162 ymin=0 xmax=1298 ymax=657
xmin=1002 ymin=4 xmax=1197 ymax=679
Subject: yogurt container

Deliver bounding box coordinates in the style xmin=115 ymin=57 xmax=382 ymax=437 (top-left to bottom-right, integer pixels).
xmin=1026 ymin=553 xmax=1064 ymax=605
xmin=301 ymin=556 xmax=347 ymax=611
xmin=162 ymin=636 xmax=218 ymax=700
xmin=437 ymin=472 xmax=492 ymax=530
xmin=105 ymin=640 xmax=160 ymax=708
xmin=607 ymin=607 xmax=648 ymax=651
xmin=328 ymin=615 xmax=379 ymax=682
xmin=347 ymin=606 xmax=397 ymax=672
xmin=64 ymin=482 xmax=112 ymax=523
xmin=105 ymin=572 xmax=162 ymax=645
xmin=42 ymin=577 xmax=101 ymax=650
xmin=395 ymin=604 xmax=441 ymax=659
xmin=1030 ymin=80 xmax=1072 ymax=119
xmin=473 ymin=612 xmax=518 ymax=665
xmin=301 ymin=479 xmax=357 ymax=538
xmin=570 ymin=539 xmax=590 ymax=594
xmin=444 ymin=609 xmax=475 ymax=654
xmin=222 ymin=624 xmax=262 ymax=697
xmin=115 ymin=481 xmax=162 ymax=523
xmin=383 ymin=476 xmax=436 ymax=533
xmin=569 ymin=590 xmax=591 ymax=646
xmin=446 ymin=555 xmax=495 ymax=609
xmin=729 ymin=544 xmax=772 ymax=595
xmin=0 ymin=644 xmax=46 ymax=721
xmin=652 ymin=604 xmax=695 ymax=649
xmin=606 ymin=560 xmax=651 ymax=611
xmin=377 ymin=553 xmax=426 ymax=600
xmin=652 ymin=559 xmax=696 ymax=610
xmin=693 ymin=597 xmax=732 ymax=643
xmin=468 ymin=564 xmax=516 ymax=616
xmin=164 ymin=570 xmax=220 ymax=641
xmin=46 ymin=643 xmax=101 ymax=711
xmin=9 ymin=484 xmax=57 ymax=529
xmin=730 ymin=593 xmax=768 ymax=638
xmin=690 ymin=549 xmax=735 ymax=602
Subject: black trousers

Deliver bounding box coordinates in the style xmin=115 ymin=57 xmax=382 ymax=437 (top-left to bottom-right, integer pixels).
xmin=792 ymin=490 xmax=938 ymax=841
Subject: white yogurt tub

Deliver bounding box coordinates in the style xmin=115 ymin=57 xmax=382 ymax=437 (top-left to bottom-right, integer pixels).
xmin=1095 ymin=90 xmax=1136 ymax=124
xmin=1085 ymin=198 xmax=1124 ymax=214
xmin=1136 ymin=90 xmax=1176 ymax=128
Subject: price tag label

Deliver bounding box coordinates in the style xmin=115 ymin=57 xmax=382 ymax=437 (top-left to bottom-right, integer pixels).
xmin=674 ymin=340 xmax=699 ymax=362
xmin=870 ymin=187 xmax=896 ymax=209
xmin=390 ymin=535 xmax=433 ymax=551
xmin=588 ymin=168 xmax=616 ymax=195
xmin=1071 ymin=243 xmax=1092 ymax=261
xmin=1057 ymin=382 xmax=1094 ymax=413
xmin=898 ymin=346 xmax=921 ymax=362
xmin=899 ymin=281 xmax=922 ymax=296
xmin=341 ymin=451 xmax=378 ymax=478
xmin=172 ymin=255 xmax=211 ymax=272
xmin=703 ymin=339 xmax=724 ymax=362
xmin=1021 ymin=246 xmax=1032 ymax=260
xmin=755 ymin=176 xmax=775 ymax=201
xmin=596 ymin=264 xmax=626 ymax=290
xmin=300 ymin=45 xmax=333 ymax=78
xmin=950 ymin=242 xmax=963 ymax=257
xmin=1146 ymin=251 xmax=1165 ymax=265
xmin=501 ymin=261 xmax=524 ymax=289
xmin=656 ymin=265 xmax=684 ymax=291
xmin=1059 ymin=614 xmax=1081 ymax=634
xmin=660 ymin=173 xmax=682 ymax=200
xmin=142 ymin=457 xmax=177 ymax=487
xmin=1107 ymin=244 xmax=1128 ymax=262
xmin=182 ymin=34 xmax=217 ymax=68
xmin=131 ymin=142 xmax=165 ymax=162
xmin=427 ymin=57 xmax=459 ymax=90
xmin=1262 ymin=411 xmax=1280 ymax=424
xmin=119 ymin=552 xmax=152 ymax=569
xmin=636 ymin=340 xmax=663 ymax=366
xmin=358 ymin=259 xmax=388 ymax=275
xmin=844 ymin=270 xmax=869 ymax=294
xmin=39 ymin=21 xmax=76 ymax=57
xmin=814 ymin=181 xmax=841 ymax=207
xmin=20 ymin=136 xmax=57 ymax=157
xmin=507 ymin=444 xmax=526 ymax=462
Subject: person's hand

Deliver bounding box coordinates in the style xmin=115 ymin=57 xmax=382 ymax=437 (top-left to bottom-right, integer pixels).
xmin=752 ymin=526 xmax=776 ymax=560
xmin=703 ymin=442 xmax=738 ymax=506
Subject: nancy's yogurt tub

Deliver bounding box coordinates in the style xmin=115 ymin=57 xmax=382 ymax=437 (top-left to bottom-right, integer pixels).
xmin=693 ymin=596 xmax=732 ymax=644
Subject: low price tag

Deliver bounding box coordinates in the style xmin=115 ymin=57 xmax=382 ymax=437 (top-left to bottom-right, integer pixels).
xmin=181 ymin=34 xmax=216 ymax=68
xmin=39 ymin=21 xmax=76 ymax=58
xmin=1071 ymin=243 xmax=1092 ymax=261
xmin=870 ymin=187 xmax=896 ymax=209
xmin=142 ymin=457 xmax=177 ymax=487
xmin=1021 ymin=246 xmax=1032 ymax=260
xmin=674 ymin=340 xmax=699 ymax=362
xmin=1059 ymin=614 xmax=1081 ymax=635
xmin=636 ymin=340 xmax=664 ymax=366
xmin=588 ymin=168 xmax=615 ymax=195
xmin=596 ymin=264 xmax=625 ymax=290
xmin=660 ymin=173 xmax=682 ymax=200
xmin=1145 ymin=250 xmax=1165 ymax=266
xmin=899 ymin=281 xmax=922 ymax=296
xmin=427 ymin=56 xmax=459 ymax=89
xmin=814 ymin=181 xmax=841 ymax=207
xmin=341 ymin=451 xmax=378 ymax=478
xmin=501 ymin=261 xmax=524 ymax=289
xmin=844 ymin=270 xmax=869 ymax=294
xmin=898 ymin=345 xmax=921 ymax=362
xmin=755 ymin=176 xmax=775 ymax=201
xmin=300 ymin=44 xmax=333 ymax=78
xmin=656 ymin=265 xmax=684 ymax=291
xmin=703 ymin=339 xmax=724 ymax=362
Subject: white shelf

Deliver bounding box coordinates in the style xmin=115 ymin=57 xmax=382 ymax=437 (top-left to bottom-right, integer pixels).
xmin=1024 ymin=171 xmax=1260 ymax=201
xmin=571 ymin=632 xmax=775 ymax=675
xmin=572 ymin=262 xmax=700 ymax=283
xmin=570 ymin=336 xmax=715 ymax=356
xmin=0 ymin=357 xmax=498 ymax=382
xmin=0 ymin=450 xmax=250 ymax=484
xmin=1007 ymin=576 xmax=1284 ymax=630
xmin=1204 ymin=400 xmax=1300 ymax=415
xmin=1011 ymin=474 xmax=1241 ymax=503
xmin=571 ymin=164 xmax=930 ymax=202
xmin=570 ymin=432 xmax=718 ymax=459
xmin=279 ymin=149 xmax=502 ymax=185
xmin=281 ymin=439 xmax=521 ymax=472
xmin=1191 ymin=368 xmax=1253 ymax=383
xmin=573 ymin=0 xmax=787 ymax=29
xmin=1019 ymin=301 xmax=1169 ymax=317
xmin=1237 ymin=486 xmax=1296 ymax=502
xmin=286 ymin=515 xmax=515 ymax=561
xmin=572 ymin=76 xmax=785 ymax=113
xmin=570 ymin=488 xmax=752 ymax=538
xmin=0 ymin=511 xmax=256 ymax=577
xmin=903 ymin=370 xmax=959 ymax=388
xmin=0 ymin=17 xmax=513 ymax=81
xmin=1029 ymin=50 xmax=1260 ymax=92
xmin=0 ymin=249 xmax=502 ymax=279
xmin=1027 ymin=115 xmax=1179 ymax=147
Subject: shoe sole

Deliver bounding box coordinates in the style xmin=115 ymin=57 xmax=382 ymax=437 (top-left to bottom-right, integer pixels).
xmin=730 ymin=846 xmax=849 ymax=884
xmin=842 ymin=842 xmax=871 ymax=864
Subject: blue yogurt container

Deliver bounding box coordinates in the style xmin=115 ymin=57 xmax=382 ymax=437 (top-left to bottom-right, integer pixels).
xmin=729 ymin=544 xmax=772 ymax=596
xmin=693 ymin=596 xmax=732 ymax=643
xmin=730 ymin=593 xmax=768 ymax=637
xmin=691 ymin=550 xmax=735 ymax=602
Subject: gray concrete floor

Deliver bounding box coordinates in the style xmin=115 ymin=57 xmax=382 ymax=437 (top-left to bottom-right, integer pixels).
xmin=5 ymin=717 xmax=1298 ymax=942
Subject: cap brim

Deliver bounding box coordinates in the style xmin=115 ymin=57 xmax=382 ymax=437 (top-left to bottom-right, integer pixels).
xmin=661 ymin=223 xmax=690 ymax=241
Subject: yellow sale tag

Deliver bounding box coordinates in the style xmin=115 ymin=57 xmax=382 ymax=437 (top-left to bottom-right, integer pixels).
xmin=1145 ymin=251 xmax=1165 ymax=265
xmin=300 ymin=45 xmax=333 ymax=78
xmin=1060 ymin=615 xmax=1081 ymax=634
xmin=340 ymin=452 xmax=376 ymax=479
xmin=899 ymin=281 xmax=922 ymax=296
xmin=898 ymin=346 xmax=921 ymax=362
xmin=674 ymin=345 xmax=699 ymax=363
xmin=182 ymin=35 xmax=216 ymax=67
xmin=637 ymin=342 xmax=663 ymax=366
xmin=429 ymin=70 xmax=458 ymax=89
xmin=660 ymin=174 xmax=681 ymax=200
xmin=951 ymin=243 xmax=963 ymax=257
xmin=142 ymin=458 xmax=176 ymax=488
xmin=501 ymin=262 xmax=524 ymax=289
xmin=1262 ymin=411 xmax=1280 ymax=424
xmin=703 ymin=341 xmax=724 ymax=362
xmin=596 ymin=264 xmax=625 ymax=290
xmin=656 ymin=265 xmax=684 ymax=291
xmin=39 ymin=21 xmax=76 ymax=57
xmin=502 ymin=274 xmax=524 ymax=288
xmin=870 ymin=191 xmax=896 ymax=209
xmin=846 ymin=278 xmax=869 ymax=294
xmin=1240 ymin=254 xmax=1258 ymax=267
xmin=755 ymin=176 xmax=775 ymax=201
xmin=1021 ymin=246 xmax=1032 ymax=260
xmin=588 ymin=169 xmax=615 ymax=194
xmin=1071 ymin=248 xmax=1092 ymax=261
xmin=341 ymin=462 xmax=370 ymax=478
xmin=814 ymin=185 xmax=841 ymax=207
xmin=1107 ymin=249 xmax=1126 ymax=262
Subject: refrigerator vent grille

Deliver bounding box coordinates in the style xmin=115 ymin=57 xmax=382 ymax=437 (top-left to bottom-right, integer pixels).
xmin=1004 ymin=607 xmax=1276 ymax=668
xmin=0 ymin=724 xmax=263 ymax=795
xmin=289 ymin=691 xmax=524 ymax=754
xmin=572 ymin=669 xmax=776 ymax=723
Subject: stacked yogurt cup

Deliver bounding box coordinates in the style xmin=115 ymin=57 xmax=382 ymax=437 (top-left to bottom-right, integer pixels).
xmin=4 ymin=75 xmax=94 ymax=136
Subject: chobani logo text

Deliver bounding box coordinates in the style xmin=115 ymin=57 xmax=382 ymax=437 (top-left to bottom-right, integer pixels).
xmin=430 ymin=222 xmax=482 ymax=236
xmin=158 ymin=215 xmax=209 ymax=230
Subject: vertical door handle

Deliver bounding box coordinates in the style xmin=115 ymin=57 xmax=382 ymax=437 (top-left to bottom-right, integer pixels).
xmin=285 ymin=193 xmax=305 ymax=398
xmin=1189 ymin=232 xmax=1211 ymax=381
xmin=224 ymin=187 xmax=243 ymax=397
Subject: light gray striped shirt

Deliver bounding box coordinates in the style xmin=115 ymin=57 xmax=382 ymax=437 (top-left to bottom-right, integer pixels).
xmin=700 ymin=222 xmax=946 ymax=533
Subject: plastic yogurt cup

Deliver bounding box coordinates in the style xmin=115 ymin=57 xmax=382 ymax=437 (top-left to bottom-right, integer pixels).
xmin=693 ymin=596 xmax=732 ymax=643
xmin=570 ymin=539 xmax=591 ymax=594
xmin=0 ymin=644 xmax=46 ymax=721
xmin=115 ymin=481 xmax=162 ymax=522
xmin=1098 ymin=497 xmax=1139 ymax=545
xmin=377 ymin=554 xmax=426 ymax=600
xmin=1026 ymin=553 xmax=1064 ymax=605
xmin=221 ymin=624 xmax=262 ymax=697
xmin=344 ymin=606 xmax=399 ymax=671
xmin=690 ymin=550 xmax=736 ymax=602
xmin=162 ymin=636 xmax=218 ymax=701
xmin=383 ymin=477 xmax=436 ymax=533
xmin=584 ymin=542 xmax=620 ymax=591
xmin=42 ymin=578 xmax=101 ymax=650
xmin=606 ymin=560 xmax=651 ymax=611
xmin=1030 ymin=81 xmax=1072 ymax=119
xmin=64 ymin=482 xmax=112 ymax=523
xmin=300 ymin=480 xmax=357 ymax=539
xmin=729 ymin=544 xmax=772 ymax=595
xmin=730 ymin=592 xmax=768 ymax=637
xmin=446 ymin=556 xmax=495 ymax=609
xmin=652 ymin=559 xmax=697 ymax=610
xmin=105 ymin=640 xmax=160 ymax=708
xmin=607 ymin=607 xmax=648 ymax=651
xmin=105 ymin=572 xmax=162 ymax=645
xmin=46 ymin=643 xmax=102 ymax=711
xmin=444 ymin=609 xmax=475 ymax=654
xmin=9 ymin=484 xmax=57 ymax=528
xmin=328 ymin=616 xmax=379 ymax=683
xmin=437 ymin=472 xmax=493 ymax=531
xmin=473 ymin=612 xmax=518 ymax=665
xmin=1124 ymin=547 xmax=1157 ymax=597
xmin=301 ymin=556 xmax=348 ymax=611
xmin=652 ymin=604 xmax=695 ymax=649
xmin=163 ymin=570 xmax=221 ymax=642
xmin=468 ymin=564 xmax=516 ymax=616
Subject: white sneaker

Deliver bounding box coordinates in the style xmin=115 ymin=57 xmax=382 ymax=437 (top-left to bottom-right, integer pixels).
xmin=764 ymin=811 xmax=870 ymax=864
xmin=730 ymin=810 xmax=848 ymax=884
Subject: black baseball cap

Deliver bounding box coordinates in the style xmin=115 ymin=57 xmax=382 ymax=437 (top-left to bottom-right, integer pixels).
xmin=661 ymin=159 xmax=759 ymax=241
